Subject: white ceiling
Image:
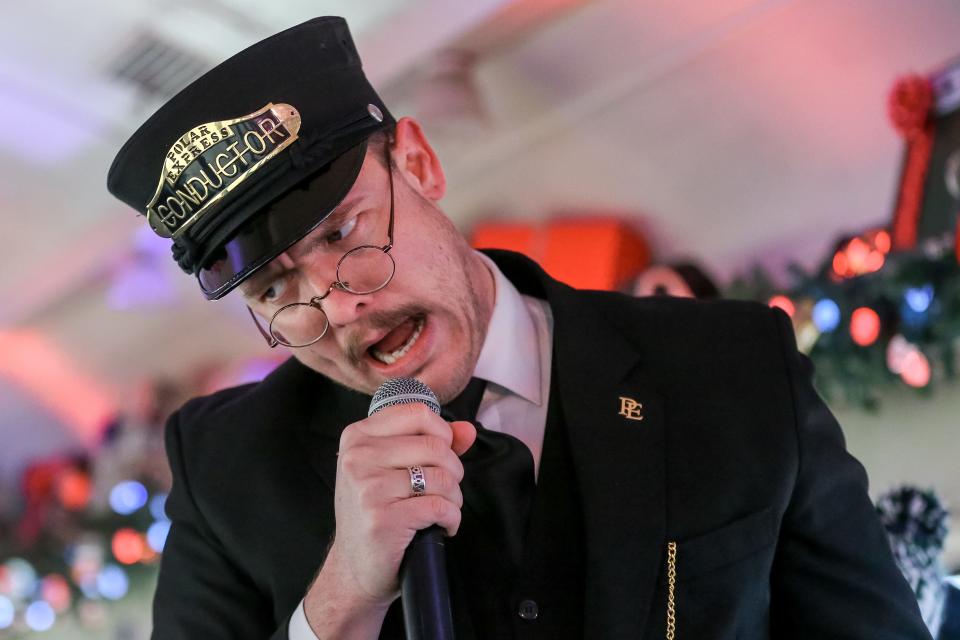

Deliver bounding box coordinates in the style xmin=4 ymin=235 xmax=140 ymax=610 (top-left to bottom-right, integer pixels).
xmin=2 ymin=0 xmax=960 ymax=397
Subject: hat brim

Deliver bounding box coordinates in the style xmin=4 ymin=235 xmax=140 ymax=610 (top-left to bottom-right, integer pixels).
xmin=197 ymin=139 xmax=368 ymax=300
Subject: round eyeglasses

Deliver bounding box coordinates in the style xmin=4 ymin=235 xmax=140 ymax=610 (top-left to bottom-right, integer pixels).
xmin=247 ymin=145 xmax=396 ymax=348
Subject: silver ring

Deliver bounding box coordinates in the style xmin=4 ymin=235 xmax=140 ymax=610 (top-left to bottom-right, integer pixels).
xmin=408 ymin=466 xmax=426 ymax=497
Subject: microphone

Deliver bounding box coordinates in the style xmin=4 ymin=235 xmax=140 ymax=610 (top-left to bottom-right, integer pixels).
xmin=369 ymin=378 xmax=455 ymax=640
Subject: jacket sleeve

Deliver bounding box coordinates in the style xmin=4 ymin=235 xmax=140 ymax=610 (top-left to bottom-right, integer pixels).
xmin=768 ymin=308 xmax=932 ymax=639
xmin=152 ymin=409 xmax=294 ymax=640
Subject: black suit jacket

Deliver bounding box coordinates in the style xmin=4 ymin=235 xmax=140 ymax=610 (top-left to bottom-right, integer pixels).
xmin=153 ymin=250 xmax=930 ymax=639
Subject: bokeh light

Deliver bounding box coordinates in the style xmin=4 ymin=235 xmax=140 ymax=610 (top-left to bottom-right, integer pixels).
xmin=768 ymin=295 xmax=795 ymax=318
xmin=904 ymin=285 xmax=934 ymax=313
xmin=874 ymin=229 xmax=891 ymax=253
xmin=25 ymin=601 xmax=55 ymax=632
xmin=112 ymin=528 xmax=145 ymax=565
xmin=57 ymin=469 xmax=92 ymax=511
xmin=900 ymin=350 xmax=932 ymax=388
xmin=96 ymin=565 xmax=129 ymax=601
xmin=109 ymin=481 xmax=148 ymax=515
xmin=851 ymin=307 xmax=881 ymax=346
xmin=4 ymin=558 xmax=37 ymax=599
xmin=68 ymin=541 xmax=104 ymax=588
xmin=148 ymin=520 xmax=171 ymax=553
xmin=149 ymin=494 xmax=168 ymax=521
xmin=40 ymin=574 xmax=71 ymax=612
xmin=812 ymin=298 xmax=841 ymax=333
xmin=0 ymin=596 xmax=14 ymax=629
xmin=832 ymin=230 xmax=890 ymax=279
xmin=886 ymin=335 xmax=913 ymax=374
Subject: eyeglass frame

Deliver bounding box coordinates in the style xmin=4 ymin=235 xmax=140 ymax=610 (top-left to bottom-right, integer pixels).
xmin=246 ymin=142 xmax=396 ymax=348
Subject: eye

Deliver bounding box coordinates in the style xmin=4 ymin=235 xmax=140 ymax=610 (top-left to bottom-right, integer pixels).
xmin=260 ymin=276 xmax=287 ymax=303
xmin=325 ymin=216 xmax=358 ymax=244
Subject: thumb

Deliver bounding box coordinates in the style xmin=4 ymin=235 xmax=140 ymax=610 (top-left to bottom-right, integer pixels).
xmin=450 ymin=420 xmax=477 ymax=456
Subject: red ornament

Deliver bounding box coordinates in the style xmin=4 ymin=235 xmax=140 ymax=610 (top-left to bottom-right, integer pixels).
xmin=888 ymin=75 xmax=934 ymax=140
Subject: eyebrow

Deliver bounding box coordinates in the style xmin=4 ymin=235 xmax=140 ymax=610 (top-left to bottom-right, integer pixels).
xmin=239 ymin=196 xmax=368 ymax=297
xmin=287 ymin=197 xmax=366 ymax=260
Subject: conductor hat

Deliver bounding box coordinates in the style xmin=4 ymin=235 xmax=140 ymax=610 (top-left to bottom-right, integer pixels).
xmin=107 ymin=16 xmax=394 ymax=299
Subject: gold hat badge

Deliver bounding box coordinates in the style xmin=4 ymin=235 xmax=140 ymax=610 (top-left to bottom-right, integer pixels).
xmin=145 ymin=103 xmax=301 ymax=239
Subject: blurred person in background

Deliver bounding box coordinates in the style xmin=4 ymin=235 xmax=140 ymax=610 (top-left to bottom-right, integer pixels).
xmin=107 ymin=16 xmax=930 ymax=640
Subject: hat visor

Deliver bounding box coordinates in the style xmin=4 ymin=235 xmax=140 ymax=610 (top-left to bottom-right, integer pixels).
xmin=197 ymin=139 xmax=368 ymax=299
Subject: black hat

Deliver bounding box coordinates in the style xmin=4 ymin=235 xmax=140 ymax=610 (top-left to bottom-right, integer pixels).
xmin=107 ymin=17 xmax=394 ymax=299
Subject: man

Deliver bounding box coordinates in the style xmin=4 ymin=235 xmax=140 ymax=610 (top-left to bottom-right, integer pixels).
xmin=107 ymin=16 xmax=931 ymax=640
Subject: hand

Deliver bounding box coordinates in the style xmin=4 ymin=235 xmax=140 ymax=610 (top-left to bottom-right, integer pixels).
xmin=303 ymin=403 xmax=476 ymax=636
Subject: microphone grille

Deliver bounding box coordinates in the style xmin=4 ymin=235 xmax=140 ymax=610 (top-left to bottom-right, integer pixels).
xmin=368 ymin=377 xmax=441 ymax=416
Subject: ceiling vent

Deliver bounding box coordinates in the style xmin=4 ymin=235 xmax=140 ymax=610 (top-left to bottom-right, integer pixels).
xmin=108 ymin=33 xmax=210 ymax=100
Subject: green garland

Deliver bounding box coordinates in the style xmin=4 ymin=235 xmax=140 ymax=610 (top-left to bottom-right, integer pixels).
xmin=727 ymin=241 xmax=960 ymax=411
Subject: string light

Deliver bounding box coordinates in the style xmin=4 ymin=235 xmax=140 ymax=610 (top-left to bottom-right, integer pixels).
xmin=768 ymin=295 xmax=795 ymax=318
xmin=812 ymin=299 xmax=841 ymax=332
xmin=831 ymin=229 xmax=891 ymax=279
xmin=96 ymin=565 xmax=129 ymax=601
xmin=0 ymin=596 xmax=13 ymax=629
xmin=111 ymin=529 xmax=145 ymax=565
xmin=40 ymin=574 xmax=71 ymax=612
xmin=148 ymin=521 xmax=171 ymax=553
xmin=904 ymin=285 xmax=934 ymax=313
xmin=887 ymin=335 xmax=912 ymax=374
xmin=900 ymin=350 xmax=932 ymax=388
xmin=109 ymin=481 xmax=148 ymax=516
xmin=4 ymin=558 xmax=37 ymax=599
xmin=57 ymin=470 xmax=92 ymax=511
xmin=851 ymin=307 xmax=881 ymax=346
xmin=874 ymin=229 xmax=891 ymax=253
xmin=24 ymin=601 xmax=55 ymax=632
xmin=67 ymin=541 xmax=103 ymax=588
xmin=149 ymin=494 xmax=168 ymax=521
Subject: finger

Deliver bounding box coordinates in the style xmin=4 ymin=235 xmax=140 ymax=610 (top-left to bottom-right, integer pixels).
xmin=450 ymin=421 xmax=477 ymax=456
xmin=350 ymin=403 xmax=453 ymax=444
xmin=389 ymin=495 xmax=463 ymax=537
xmin=385 ymin=466 xmax=463 ymax=506
xmin=372 ymin=435 xmax=464 ymax=475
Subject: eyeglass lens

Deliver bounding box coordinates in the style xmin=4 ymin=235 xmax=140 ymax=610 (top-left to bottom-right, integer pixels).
xmin=337 ymin=245 xmax=396 ymax=294
xmin=269 ymin=247 xmax=395 ymax=347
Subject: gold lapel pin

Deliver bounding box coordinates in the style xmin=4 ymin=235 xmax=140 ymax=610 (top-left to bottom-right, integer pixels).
xmin=618 ymin=396 xmax=644 ymax=421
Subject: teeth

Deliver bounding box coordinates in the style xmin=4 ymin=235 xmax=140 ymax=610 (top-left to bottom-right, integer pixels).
xmin=371 ymin=317 xmax=424 ymax=365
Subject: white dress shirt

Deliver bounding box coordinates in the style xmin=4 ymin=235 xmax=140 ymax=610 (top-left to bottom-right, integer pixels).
xmin=290 ymin=253 xmax=553 ymax=639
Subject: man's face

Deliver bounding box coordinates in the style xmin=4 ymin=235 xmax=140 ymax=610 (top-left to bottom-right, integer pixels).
xmin=241 ymin=136 xmax=493 ymax=403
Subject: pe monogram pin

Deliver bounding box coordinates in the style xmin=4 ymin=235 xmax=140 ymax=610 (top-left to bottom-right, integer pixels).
xmin=618 ymin=396 xmax=644 ymax=421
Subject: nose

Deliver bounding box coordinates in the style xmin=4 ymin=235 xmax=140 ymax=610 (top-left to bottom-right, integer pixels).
xmin=319 ymin=284 xmax=368 ymax=328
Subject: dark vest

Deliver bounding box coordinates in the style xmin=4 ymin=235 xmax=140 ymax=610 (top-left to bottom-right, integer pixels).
xmin=379 ymin=368 xmax=586 ymax=639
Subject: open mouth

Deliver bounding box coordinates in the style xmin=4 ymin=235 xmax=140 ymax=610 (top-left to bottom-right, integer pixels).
xmin=369 ymin=315 xmax=426 ymax=365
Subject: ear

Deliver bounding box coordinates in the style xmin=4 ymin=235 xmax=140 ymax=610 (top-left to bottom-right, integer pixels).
xmin=390 ymin=117 xmax=446 ymax=201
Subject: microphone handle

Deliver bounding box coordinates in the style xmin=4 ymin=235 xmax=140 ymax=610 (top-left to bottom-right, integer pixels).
xmin=400 ymin=525 xmax=455 ymax=640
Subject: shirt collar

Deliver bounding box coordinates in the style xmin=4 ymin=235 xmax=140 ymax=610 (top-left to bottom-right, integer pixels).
xmin=473 ymin=252 xmax=543 ymax=405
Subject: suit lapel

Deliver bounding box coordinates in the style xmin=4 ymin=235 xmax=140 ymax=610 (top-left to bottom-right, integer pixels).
xmin=555 ymin=302 xmax=666 ymax=638
xmin=492 ymin=251 xmax=667 ymax=638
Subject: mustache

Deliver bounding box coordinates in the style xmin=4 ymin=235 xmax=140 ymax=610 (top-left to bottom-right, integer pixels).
xmin=343 ymin=303 xmax=428 ymax=366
